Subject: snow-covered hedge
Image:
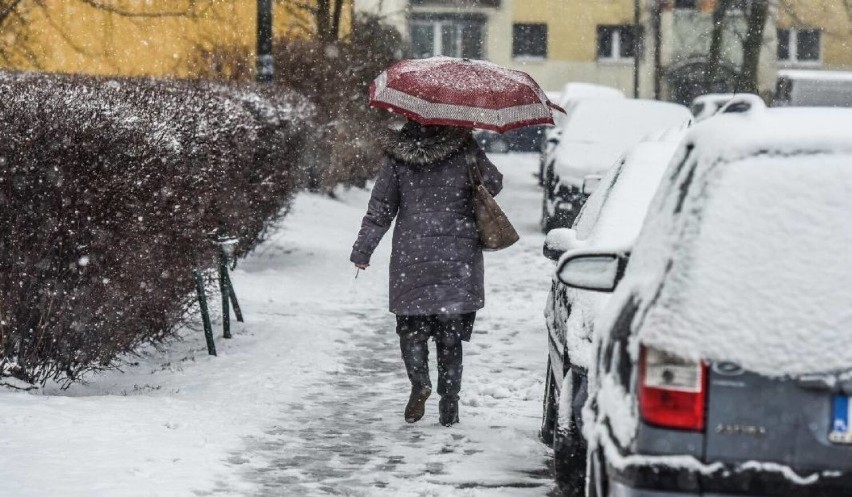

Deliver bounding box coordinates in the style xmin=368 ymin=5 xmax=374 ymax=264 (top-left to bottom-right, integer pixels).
xmin=0 ymin=71 xmax=313 ymax=385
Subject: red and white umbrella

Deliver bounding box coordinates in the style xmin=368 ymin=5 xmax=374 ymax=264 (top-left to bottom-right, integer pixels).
xmin=370 ymin=57 xmax=565 ymax=134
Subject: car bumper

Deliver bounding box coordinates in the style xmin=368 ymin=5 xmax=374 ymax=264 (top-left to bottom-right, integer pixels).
xmin=610 ymin=480 xmax=761 ymax=497
xmin=609 ymin=458 xmax=852 ymax=497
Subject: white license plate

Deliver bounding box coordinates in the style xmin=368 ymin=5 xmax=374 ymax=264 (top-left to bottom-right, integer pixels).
xmin=829 ymin=395 xmax=852 ymax=444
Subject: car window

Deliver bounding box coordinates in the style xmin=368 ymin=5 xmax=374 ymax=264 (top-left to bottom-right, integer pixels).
xmin=573 ymin=158 xmax=626 ymax=239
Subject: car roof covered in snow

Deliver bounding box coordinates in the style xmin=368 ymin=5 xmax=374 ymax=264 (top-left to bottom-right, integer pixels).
xmin=778 ymin=69 xmax=852 ymax=82
xmin=596 ymin=105 xmax=852 ymax=378
xmin=561 ymin=99 xmax=692 ymax=145
xmin=685 ymin=103 xmax=852 ymax=161
xmin=690 ymin=93 xmax=737 ymax=121
xmin=558 ymin=83 xmax=624 ymax=106
xmin=691 ymin=93 xmax=737 ymax=104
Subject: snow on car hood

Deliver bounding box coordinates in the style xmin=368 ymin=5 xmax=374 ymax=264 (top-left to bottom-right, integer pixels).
xmin=599 ymin=108 xmax=852 ymax=378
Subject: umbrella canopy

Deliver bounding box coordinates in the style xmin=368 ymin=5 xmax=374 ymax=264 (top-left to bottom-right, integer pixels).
xmin=370 ymin=57 xmax=564 ymax=134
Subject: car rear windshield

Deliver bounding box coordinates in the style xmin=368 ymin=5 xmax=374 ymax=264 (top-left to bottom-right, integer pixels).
xmin=636 ymin=152 xmax=852 ymax=377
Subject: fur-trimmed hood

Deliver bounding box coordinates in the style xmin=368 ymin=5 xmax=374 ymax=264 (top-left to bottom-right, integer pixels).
xmin=382 ymin=123 xmax=472 ymax=166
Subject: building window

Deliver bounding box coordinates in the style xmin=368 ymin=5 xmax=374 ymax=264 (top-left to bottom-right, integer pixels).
xmin=513 ymin=23 xmax=548 ymax=59
xmin=410 ymin=15 xmax=485 ymax=59
xmin=778 ymin=28 xmax=821 ymax=63
xmin=597 ymin=25 xmax=636 ymax=61
xmin=674 ymin=0 xmax=698 ymax=9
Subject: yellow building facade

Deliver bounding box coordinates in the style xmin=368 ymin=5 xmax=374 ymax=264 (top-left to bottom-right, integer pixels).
xmin=390 ymin=0 xmax=637 ymax=92
xmin=0 ymin=0 xmax=351 ymax=78
xmin=505 ymin=0 xmax=635 ymax=92
xmin=776 ymin=0 xmax=852 ymax=70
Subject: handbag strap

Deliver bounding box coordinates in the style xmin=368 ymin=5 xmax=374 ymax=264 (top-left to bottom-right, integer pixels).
xmin=465 ymin=147 xmax=485 ymax=188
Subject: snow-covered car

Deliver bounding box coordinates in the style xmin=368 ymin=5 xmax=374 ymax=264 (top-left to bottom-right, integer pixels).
xmin=539 ymin=131 xmax=686 ymax=495
xmin=540 ymin=99 xmax=692 ymax=232
xmin=539 ymin=83 xmax=624 ymax=185
xmin=690 ymin=93 xmax=735 ymax=122
xmin=557 ymin=100 xmax=852 ymax=497
xmin=775 ymin=69 xmax=852 ymax=107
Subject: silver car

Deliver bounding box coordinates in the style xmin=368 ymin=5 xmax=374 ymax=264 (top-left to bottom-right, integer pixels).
xmin=559 ymin=98 xmax=852 ymax=496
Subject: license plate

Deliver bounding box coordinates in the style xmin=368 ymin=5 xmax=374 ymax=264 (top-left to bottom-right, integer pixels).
xmin=829 ymin=395 xmax=852 ymax=444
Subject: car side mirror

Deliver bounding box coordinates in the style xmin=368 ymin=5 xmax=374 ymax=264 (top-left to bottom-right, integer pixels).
xmin=582 ymin=175 xmax=602 ymax=196
xmin=557 ymin=250 xmax=629 ymax=292
xmin=543 ymin=228 xmax=584 ymax=261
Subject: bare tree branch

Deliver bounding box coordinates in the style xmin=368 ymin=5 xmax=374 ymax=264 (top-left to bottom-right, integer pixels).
xmin=739 ymin=0 xmax=770 ymax=93
xmin=277 ymin=0 xmax=319 ymax=15
xmin=0 ymin=0 xmax=25 ymax=29
xmin=74 ymin=0 xmax=198 ymax=19
xmin=706 ymin=0 xmax=734 ymax=91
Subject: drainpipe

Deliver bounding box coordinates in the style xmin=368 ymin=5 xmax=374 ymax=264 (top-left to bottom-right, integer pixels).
xmin=633 ymin=0 xmax=641 ymax=98
xmin=652 ymin=0 xmax=663 ymax=100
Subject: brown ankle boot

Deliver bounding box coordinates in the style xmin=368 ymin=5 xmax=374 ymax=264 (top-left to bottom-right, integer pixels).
xmin=404 ymin=385 xmax=432 ymax=423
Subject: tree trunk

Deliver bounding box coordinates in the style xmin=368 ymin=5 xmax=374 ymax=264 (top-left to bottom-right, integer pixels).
xmin=331 ymin=0 xmax=344 ymax=41
xmin=316 ymin=0 xmax=331 ymax=42
xmin=0 ymin=0 xmax=24 ymax=29
xmin=705 ymin=0 xmax=733 ymax=92
xmin=739 ymin=0 xmax=770 ymax=94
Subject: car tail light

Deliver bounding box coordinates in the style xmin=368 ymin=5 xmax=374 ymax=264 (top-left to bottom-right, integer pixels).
xmin=639 ymin=346 xmax=707 ymax=431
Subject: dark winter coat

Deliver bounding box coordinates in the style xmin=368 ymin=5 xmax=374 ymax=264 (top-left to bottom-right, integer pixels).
xmin=350 ymin=126 xmax=503 ymax=316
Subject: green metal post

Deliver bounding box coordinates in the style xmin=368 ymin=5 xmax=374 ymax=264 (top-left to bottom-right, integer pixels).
xmin=193 ymin=269 xmax=217 ymax=356
xmin=224 ymin=270 xmax=244 ymax=323
xmin=218 ymin=248 xmax=232 ymax=339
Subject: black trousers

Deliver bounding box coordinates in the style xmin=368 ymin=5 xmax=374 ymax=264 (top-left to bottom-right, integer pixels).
xmin=396 ymin=313 xmax=475 ymax=401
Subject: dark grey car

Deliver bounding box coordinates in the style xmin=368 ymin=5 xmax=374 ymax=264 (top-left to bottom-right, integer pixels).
xmin=558 ymin=101 xmax=852 ymax=496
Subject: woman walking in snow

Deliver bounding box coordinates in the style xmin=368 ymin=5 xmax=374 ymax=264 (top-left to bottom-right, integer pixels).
xmin=350 ymin=120 xmax=503 ymax=427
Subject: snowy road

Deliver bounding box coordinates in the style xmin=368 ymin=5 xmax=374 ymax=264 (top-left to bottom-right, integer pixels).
xmin=0 ymin=153 xmax=557 ymax=496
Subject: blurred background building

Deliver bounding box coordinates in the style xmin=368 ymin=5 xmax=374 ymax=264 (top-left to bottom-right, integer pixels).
xmin=0 ymin=0 xmax=847 ymax=104
xmin=356 ymin=0 xmax=852 ymax=103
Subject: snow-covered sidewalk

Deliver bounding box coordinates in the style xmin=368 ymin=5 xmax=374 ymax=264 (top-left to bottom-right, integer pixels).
xmin=0 ymin=153 xmax=555 ymax=496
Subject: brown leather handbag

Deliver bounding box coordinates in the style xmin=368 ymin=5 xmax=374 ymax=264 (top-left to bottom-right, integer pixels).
xmin=465 ymin=149 xmax=520 ymax=251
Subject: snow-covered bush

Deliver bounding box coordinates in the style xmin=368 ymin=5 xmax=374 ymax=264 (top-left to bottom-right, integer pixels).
xmin=0 ymin=71 xmax=313 ymax=385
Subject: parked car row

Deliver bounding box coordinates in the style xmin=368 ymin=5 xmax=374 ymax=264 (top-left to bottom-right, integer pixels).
xmin=538 ymin=83 xmax=625 ymax=189
xmin=540 ymin=94 xmax=852 ymax=497
xmin=539 ymin=97 xmax=692 ymax=231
